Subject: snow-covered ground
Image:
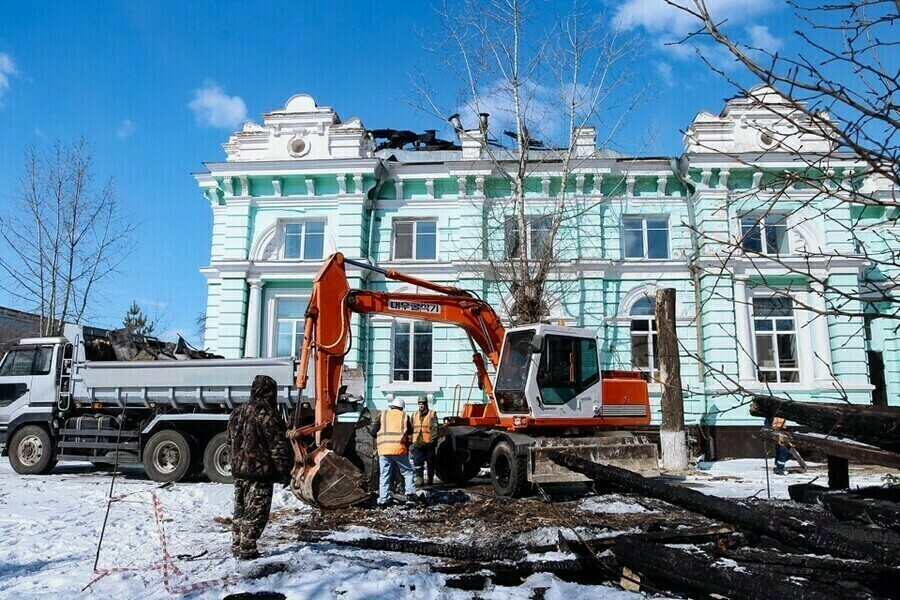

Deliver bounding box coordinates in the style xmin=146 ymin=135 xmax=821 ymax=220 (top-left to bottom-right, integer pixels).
xmin=0 ymin=459 xmax=892 ymax=599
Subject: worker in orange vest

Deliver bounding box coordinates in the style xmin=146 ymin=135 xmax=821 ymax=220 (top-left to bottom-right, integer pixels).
xmin=372 ymin=397 xmax=417 ymax=506
xmin=412 ymin=395 xmax=439 ymax=487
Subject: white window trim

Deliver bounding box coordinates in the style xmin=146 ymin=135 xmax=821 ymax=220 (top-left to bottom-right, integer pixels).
xmin=748 ymin=290 xmax=807 ymax=386
xmin=622 ymin=215 xmax=670 ymax=260
xmin=280 ymin=219 xmax=327 ymax=261
xmin=390 ymin=319 xmax=434 ymax=383
xmin=738 ymin=213 xmax=791 ymax=256
xmin=504 ymin=215 xmax=554 ymax=260
xmin=629 ymin=299 xmax=658 ymax=383
xmin=264 ymin=289 xmax=310 ymax=358
xmin=391 ymin=218 xmax=439 ymax=262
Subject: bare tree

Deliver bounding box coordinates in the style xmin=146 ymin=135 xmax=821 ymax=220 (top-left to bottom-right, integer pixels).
xmin=412 ymin=0 xmax=651 ymax=324
xmin=0 ymin=139 xmax=134 ymax=335
xmin=667 ymin=1 xmax=898 ymax=405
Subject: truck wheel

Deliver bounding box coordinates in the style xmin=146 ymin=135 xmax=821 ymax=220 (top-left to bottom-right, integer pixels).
xmin=490 ymin=441 xmax=528 ymax=497
xmin=434 ymin=437 xmax=481 ymax=485
xmin=203 ymin=432 xmax=233 ymax=484
xmin=143 ymin=430 xmax=192 ymax=483
xmin=9 ymin=425 xmax=57 ymax=475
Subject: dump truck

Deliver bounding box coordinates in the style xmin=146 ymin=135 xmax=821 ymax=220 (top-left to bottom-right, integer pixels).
xmin=287 ymin=253 xmax=659 ymax=508
xmin=0 ymin=324 xmax=301 ymax=482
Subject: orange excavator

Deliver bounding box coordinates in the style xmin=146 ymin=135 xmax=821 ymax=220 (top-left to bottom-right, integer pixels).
xmin=287 ymin=253 xmax=658 ymax=509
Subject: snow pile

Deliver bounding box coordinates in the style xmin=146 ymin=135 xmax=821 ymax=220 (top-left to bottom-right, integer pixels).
xmin=579 ymin=497 xmax=650 ymax=514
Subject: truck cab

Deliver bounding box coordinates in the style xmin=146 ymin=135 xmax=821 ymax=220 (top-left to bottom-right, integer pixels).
xmin=0 ymin=337 xmax=69 ymax=473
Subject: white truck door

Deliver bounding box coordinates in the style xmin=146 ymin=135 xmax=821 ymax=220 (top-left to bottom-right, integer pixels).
xmin=0 ymin=345 xmax=55 ymax=429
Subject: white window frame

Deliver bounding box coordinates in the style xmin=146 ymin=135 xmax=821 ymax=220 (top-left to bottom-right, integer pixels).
xmin=629 ymin=297 xmax=658 ymax=383
xmin=280 ymin=219 xmax=326 ymax=261
xmin=750 ymin=294 xmax=801 ymax=383
xmin=504 ymin=215 xmax=554 ymax=260
xmin=264 ymin=289 xmax=310 ymax=358
xmin=739 ymin=213 xmax=791 ymax=256
xmin=391 ymin=219 xmax=438 ymax=261
xmin=391 ymin=319 xmax=434 ymax=383
xmin=622 ymin=215 xmax=670 ymax=260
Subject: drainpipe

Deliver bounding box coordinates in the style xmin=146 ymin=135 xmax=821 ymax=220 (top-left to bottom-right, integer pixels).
xmin=366 ymin=158 xmax=389 ymax=265
xmin=669 ymin=156 xmax=708 ymax=425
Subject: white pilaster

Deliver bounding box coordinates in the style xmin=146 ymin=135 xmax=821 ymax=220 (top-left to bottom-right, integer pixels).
xmin=734 ymin=277 xmax=756 ymax=384
xmin=808 ymin=281 xmax=835 ymax=384
xmin=244 ymin=280 xmax=262 ymax=358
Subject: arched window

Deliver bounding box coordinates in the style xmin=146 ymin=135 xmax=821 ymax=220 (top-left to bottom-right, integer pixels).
xmin=630 ymin=297 xmax=658 ymax=382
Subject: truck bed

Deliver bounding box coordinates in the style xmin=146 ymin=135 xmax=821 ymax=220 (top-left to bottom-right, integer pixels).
xmin=72 ymin=356 xmax=305 ymax=408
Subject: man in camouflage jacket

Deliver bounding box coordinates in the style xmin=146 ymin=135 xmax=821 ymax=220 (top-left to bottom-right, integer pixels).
xmin=227 ymin=374 xmax=293 ymax=559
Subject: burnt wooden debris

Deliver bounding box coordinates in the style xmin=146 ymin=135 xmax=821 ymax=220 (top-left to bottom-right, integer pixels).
xmin=750 ymin=396 xmax=900 ymax=453
xmin=547 ymin=450 xmax=900 ymax=598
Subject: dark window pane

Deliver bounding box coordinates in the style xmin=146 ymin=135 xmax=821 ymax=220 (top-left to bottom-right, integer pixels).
xmin=631 ymin=319 xmax=650 ymax=332
xmin=393 ymin=323 xmax=410 ymax=379
xmin=781 ymin=369 xmax=800 ymax=383
xmin=777 ymin=334 xmax=797 ymax=368
xmin=647 ymin=217 xmax=668 ymax=231
xmin=579 ymin=339 xmax=600 ymax=389
xmin=775 ymin=318 xmax=794 ymax=332
xmin=623 ymin=228 xmax=643 ymax=258
xmin=630 ymin=298 xmax=655 ymax=317
xmin=413 ymin=322 xmax=432 ymax=382
xmin=530 ymin=217 xmax=552 ymax=258
xmin=496 ymin=330 xmax=534 ymax=391
xmin=416 ymin=224 xmax=437 ymax=260
xmin=394 ymin=222 xmax=414 ymax=259
xmin=754 ymin=319 xmax=773 ymax=332
xmin=632 ymin=334 xmax=650 ymax=368
xmin=32 ymin=347 xmax=52 ymax=375
xmin=647 ymin=228 xmax=669 ymax=259
xmin=741 ymin=218 xmax=762 ymax=252
xmin=755 ymin=335 xmax=776 ymax=367
xmin=504 ymin=218 xmax=520 ymax=258
xmin=759 ymin=370 xmax=778 ymax=382
xmin=537 ymin=335 xmax=577 ymax=405
xmin=0 ymin=349 xmax=36 ymax=377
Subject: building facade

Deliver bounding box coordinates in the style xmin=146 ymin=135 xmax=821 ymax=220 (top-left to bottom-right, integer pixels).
xmin=194 ymin=88 xmax=897 ymax=455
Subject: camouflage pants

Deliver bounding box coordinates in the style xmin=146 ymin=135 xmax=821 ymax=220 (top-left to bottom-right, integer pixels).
xmin=232 ymin=479 xmax=274 ymax=556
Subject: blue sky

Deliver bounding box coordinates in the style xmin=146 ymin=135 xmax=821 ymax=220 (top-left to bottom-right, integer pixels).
xmin=0 ymin=0 xmax=792 ymax=344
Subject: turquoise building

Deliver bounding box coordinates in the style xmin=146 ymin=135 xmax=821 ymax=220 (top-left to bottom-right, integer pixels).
xmin=194 ymin=87 xmax=897 ymax=456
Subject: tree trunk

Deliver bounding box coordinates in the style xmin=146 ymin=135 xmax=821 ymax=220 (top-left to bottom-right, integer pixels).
xmin=655 ymin=288 xmax=687 ymax=471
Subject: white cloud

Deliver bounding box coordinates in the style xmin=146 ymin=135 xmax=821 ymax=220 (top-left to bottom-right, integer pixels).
xmin=116 ymin=118 xmax=136 ymax=139
xmin=34 ymin=127 xmax=48 ymax=139
xmin=613 ymin=0 xmax=776 ymax=36
xmin=188 ymin=80 xmax=247 ymax=129
xmin=0 ymin=52 xmax=18 ymax=102
xmin=655 ymin=61 xmax=675 ymax=87
xmin=746 ymin=25 xmax=783 ymax=52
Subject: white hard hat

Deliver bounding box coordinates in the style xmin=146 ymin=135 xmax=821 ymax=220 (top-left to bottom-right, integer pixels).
xmin=390 ymin=397 xmax=405 ymax=410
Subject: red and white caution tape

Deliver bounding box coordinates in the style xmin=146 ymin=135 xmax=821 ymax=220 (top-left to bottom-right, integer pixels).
xmin=87 ymin=490 xmax=238 ymax=595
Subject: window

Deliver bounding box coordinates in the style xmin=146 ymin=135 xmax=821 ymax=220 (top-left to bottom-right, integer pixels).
xmin=740 ymin=214 xmax=789 ymax=255
xmin=273 ymin=297 xmax=308 ymax=357
xmin=283 ymin=221 xmax=325 ymax=260
xmin=536 ymin=335 xmax=600 ymax=405
xmin=505 ymin=216 xmax=553 ymax=259
xmin=752 ymin=296 xmax=799 ymax=383
xmin=630 ymin=298 xmax=658 ymax=383
xmin=393 ymin=220 xmax=437 ymax=260
xmin=623 ymin=216 xmax=669 ymax=259
xmin=392 ymin=321 xmax=433 ymax=382
xmin=495 ymin=329 xmax=535 ymax=413
xmin=0 ymin=347 xmax=53 ymax=377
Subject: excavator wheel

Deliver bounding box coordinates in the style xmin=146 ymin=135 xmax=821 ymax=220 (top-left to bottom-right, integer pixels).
xmin=490 ymin=441 xmax=529 ymax=497
xmin=434 ymin=437 xmax=481 ymax=485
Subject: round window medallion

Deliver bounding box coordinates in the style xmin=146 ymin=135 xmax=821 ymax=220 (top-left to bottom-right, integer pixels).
xmin=759 ymin=130 xmax=775 ymax=148
xmin=288 ymin=136 xmax=310 ymax=157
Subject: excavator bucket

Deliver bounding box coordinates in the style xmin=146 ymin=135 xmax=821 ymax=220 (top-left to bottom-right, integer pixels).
xmin=291 ymin=445 xmax=369 ymax=509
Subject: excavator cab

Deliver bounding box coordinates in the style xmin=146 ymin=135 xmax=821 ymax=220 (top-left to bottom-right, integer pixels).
xmin=494 ymin=325 xmax=604 ymax=421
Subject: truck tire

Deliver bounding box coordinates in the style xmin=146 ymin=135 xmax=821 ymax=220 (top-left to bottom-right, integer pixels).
xmin=203 ymin=432 xmax=233 ymax=484
xmin=490 ymin=441 xmax=528 ymax=497
xmin=434 ymin=437 xmax=481 ymax=485
xmin=143 ymin=430 xmax=192 ymax=483
xmin=9 ymin=425 xmax=57 ymax=475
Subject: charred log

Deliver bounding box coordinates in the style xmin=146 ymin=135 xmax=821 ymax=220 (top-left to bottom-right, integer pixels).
xmin=822 ymin=493 xmax=900 ymax=532
xmin=295 ymin=529 xmax=523 ymax=562
xmin=751 ymin=397 xmax=900 ymax=453
xmin=548 ymin=451 xmax=897 ymax=565
xmin=614 ymin=539 xmax=861 ymax=600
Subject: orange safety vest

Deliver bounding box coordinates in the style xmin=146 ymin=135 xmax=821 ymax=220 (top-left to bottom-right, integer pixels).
xmin=377 ymin=409 xmax=409 ymax=456
xmin=412 ymin=409 xmax=437 ymax=445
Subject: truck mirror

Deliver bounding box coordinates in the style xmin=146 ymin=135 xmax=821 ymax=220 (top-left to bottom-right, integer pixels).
xmin=529 ymin=333 xmax=544 ymax=354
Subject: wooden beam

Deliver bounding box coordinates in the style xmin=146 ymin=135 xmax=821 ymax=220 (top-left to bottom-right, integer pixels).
xmin=759 ymin=429 xmax=900 ymax=469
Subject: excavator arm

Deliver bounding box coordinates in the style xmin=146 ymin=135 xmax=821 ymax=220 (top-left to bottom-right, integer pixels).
xmin=288 ymin=252 xmax=506 ymax=508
